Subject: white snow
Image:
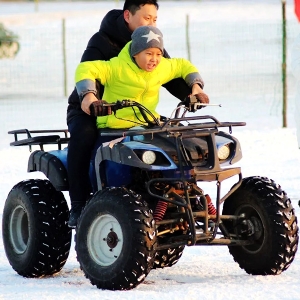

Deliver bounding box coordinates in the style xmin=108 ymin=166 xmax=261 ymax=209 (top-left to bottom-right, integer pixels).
xmin=1 ymin=1 xmax=300 ymax=299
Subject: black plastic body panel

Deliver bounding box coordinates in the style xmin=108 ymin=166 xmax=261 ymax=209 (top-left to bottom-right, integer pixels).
xmin=28 ymin=150 xmax=69 ymax=191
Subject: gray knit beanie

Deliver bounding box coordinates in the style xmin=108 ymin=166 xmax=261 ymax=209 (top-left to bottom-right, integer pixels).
xmin=130 ymin=25 xmax=164 ymax=57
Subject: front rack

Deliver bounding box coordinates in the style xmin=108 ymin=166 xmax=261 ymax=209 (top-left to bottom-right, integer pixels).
xmin=99 ymin=115 xmax=246 ymax=137
xmin=8 ymin=115 xmax=246 ymax=151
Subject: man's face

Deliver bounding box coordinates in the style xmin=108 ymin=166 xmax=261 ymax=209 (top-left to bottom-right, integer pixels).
xmin=124 ymin=4 xmax=158 ymax=32
xmin=133 ymin=48 xmax=162 ymax=72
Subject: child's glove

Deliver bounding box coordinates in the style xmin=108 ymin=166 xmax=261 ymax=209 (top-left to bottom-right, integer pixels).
xmin=89 ymin=100 xmax=112 ymax=116
xmin=194 ymin=92 xmax=209 ymax=104
xmin=184 ymin=92 xmax=210 ymax=112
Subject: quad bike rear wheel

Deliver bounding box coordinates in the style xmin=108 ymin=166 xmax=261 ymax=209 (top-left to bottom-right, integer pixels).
xmin=2 ymin=179 xmax=72 ymax=277
xmin=75 ymin=187 xmax=157 ymax=290
xmin=222 ymin=176 xmax=298 ymax=275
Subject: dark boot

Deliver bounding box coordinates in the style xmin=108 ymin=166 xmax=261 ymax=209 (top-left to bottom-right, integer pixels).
xmin=68 ymin=202 xmax=85 ymax=228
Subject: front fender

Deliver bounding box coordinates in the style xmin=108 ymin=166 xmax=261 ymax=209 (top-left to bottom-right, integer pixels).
xmin=94 ymin=139 xmax=178 ymax=190
xmin=95 ymin=140 xmax=177 ymax=170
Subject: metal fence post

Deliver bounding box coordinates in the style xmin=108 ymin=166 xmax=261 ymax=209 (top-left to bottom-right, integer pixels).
xmin=62 ymin=18 xmax=67 ymax=97
xmin=186 ymin=14 xmax=191 ymax=61
xmin=34 ymin=0 xmax=39 ymax=12
xmin=282 ymin=0 xmax=287 ymax=128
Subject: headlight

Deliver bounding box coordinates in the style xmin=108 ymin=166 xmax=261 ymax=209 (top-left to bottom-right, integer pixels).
xmin=141 ymin=150 xmax=156 ymax=164
xmin=218 ymin=144 xmax=230 ymax=160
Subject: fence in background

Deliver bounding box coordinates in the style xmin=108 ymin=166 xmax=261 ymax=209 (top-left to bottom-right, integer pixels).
xmin=1 ymin=8 xmax=300 ymax=119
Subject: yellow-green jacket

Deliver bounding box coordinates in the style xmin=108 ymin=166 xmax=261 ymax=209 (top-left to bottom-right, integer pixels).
xmin=75 ymin=41 xmax=202 ymax=129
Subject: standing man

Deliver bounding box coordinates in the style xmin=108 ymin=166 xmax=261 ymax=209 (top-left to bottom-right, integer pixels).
xmin=67 ymin=0 xmax=208 ymax=228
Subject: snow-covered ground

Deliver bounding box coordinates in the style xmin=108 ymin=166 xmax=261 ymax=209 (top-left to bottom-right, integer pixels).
xmin=1 ymin=1 xmax=300 ymax=299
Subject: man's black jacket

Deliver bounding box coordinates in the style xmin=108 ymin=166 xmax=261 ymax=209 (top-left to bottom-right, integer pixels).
xmin=67 ymin=9 xmax=198 ymax=119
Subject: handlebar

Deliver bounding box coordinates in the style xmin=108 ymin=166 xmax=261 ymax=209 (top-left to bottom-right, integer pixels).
xmin=104 ymin=99 xmax=221 ymax=110
xmin=106 ymin=100 xmax=161 ymax=127
xmin=102 ymin=99 xmax=225 ymax=128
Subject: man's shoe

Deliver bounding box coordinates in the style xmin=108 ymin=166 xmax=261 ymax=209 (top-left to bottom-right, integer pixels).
xmin=68 ymin=205 xmax=84 ymax=228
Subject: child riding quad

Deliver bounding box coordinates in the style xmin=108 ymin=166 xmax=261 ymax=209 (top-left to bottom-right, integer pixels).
xmin=2 ymin=97 xmax=298 ymax=291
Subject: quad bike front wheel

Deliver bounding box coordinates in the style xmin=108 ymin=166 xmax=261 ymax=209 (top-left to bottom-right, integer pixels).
xmin=152 ymin=231 xmax=186 ymax=269
xmin=152 ymin=245 xmax=185 ymax=269
xmin=222 ymin=176 xmax=298 ymax=275
xmin=2 ymin=179 xmax=72 ymax=277
xmin=75 ymin=187 xmax=157 ymax=290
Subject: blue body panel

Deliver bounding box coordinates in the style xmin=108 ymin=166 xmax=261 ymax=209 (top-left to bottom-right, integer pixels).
xmin=47 ymin=132 xmax=234 ymax=191
xmin=49 ymin=136 xmax=179 ymax=191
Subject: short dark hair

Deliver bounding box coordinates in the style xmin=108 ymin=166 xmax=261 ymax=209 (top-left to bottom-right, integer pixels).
xmin=123 ymin=0 xmax=159 ymax=13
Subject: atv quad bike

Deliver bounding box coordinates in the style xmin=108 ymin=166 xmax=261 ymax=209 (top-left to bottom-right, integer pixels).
xmin=2 ymin=98 xmax=298 ymax=290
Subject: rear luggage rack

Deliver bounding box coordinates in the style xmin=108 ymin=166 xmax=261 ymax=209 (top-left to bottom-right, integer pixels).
xmin=8 ymin=129 xmax=69 ymax=151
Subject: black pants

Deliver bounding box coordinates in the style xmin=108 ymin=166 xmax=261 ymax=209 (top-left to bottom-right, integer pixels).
xmin=67 ymin=109 xmax=98 ymax=207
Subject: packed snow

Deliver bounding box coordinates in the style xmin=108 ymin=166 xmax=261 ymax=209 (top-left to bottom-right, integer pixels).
xmin=1 ymin=1 xmax=300 ymax=299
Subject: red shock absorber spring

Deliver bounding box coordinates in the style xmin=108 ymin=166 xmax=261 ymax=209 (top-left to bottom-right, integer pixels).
xmin=153 ymin=200 xmax=168 ymax=221
xmin=205 ymin=194 xmax=216 ymax=219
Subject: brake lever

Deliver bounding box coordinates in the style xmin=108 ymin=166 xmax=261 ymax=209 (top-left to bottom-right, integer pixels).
xmin=195 ymin=103 xmax=222 ymax=108
xmin=185 ymin=95 xmax=221 ymax=111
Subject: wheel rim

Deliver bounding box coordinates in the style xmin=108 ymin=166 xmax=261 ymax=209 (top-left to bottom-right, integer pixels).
xmin=87 ymin=214 xmax=123 ymax=266
xmin=236 ymin=204 xmax=265 ymax=253
xmin=9 ymin=205 xmax=29 ymax=254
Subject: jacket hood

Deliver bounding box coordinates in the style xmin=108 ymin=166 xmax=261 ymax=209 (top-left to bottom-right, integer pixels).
xmin=100 ymin=9 xmax=132 ymax=49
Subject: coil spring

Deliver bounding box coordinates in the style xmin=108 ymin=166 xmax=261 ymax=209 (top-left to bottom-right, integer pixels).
xmin=153 ymin=200 xmax=168 ymax=221
xmin=154 ymin=195 xmax=216 ymax=222
xmin=205 ymin=194 xmax=216 ymax=218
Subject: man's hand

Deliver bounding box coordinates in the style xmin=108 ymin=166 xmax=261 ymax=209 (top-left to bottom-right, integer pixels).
xmin=89 ymin=100 xmax=112 ymax=116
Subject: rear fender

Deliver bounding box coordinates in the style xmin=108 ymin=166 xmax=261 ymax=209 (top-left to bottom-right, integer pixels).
xmin=28 ymin=150 xmax=69 ymax=191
